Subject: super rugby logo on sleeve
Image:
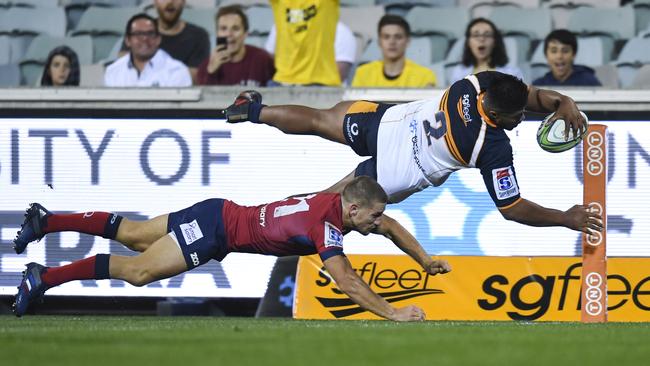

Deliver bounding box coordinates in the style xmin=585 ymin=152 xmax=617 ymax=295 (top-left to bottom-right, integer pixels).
xmin=179 ymin=219 xmax=204 ymax=245
xmin=324 ymin=221 xmax=343 ymax=248
xmin=492 ymin=167 xmax=519 ymax=200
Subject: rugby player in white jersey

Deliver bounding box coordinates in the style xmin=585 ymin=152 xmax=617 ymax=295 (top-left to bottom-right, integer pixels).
xmin=225 ymin=71 xmax=603 ymax=236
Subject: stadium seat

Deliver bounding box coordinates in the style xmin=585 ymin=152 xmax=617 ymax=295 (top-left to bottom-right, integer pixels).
xmin=503 ymin=36 xmax=524 ymax=66
xmin=245 ymin=35 xmax=267 ymax=49
xmin=358 ymin=38 xmax=381 ymax=64
xmin=487 ymin=7 xmax=551 ymax=41
xmin=19 ymin=36 xmax=93 ymax=86
xmin=379 ymin=1 xmax=457 ymax=18
xmin=444 ymin=37 xmax=464 ymax=66
xmin=219 ymin=0 xmax=267 ymax=6
xmin=406 ymin=6 xmax=468 ymax=41
xmin=429 ymin=60 xmax=446 ymax=87
xmin=21 ymin=35 xmax=94 ymax=65
xmin=630 ymin=64 xmax=650 ymax=88
xmin=486 ymin=8 xmax=551 ymax=65
xmin=406 ymin=6 xmax=468 ymax=63
xmin=528 ymin=49 xmax=549 ymax=82
xmin=3 ymin=0 xmax=59 ymax=7
xmin=0 ymin=7 xmax=67 ymax=65
xmin=341 ymin=0 xmax=377 ymax=6
xmin=594 ymin=64 xmax=619 ymax=88
xmin=615 ymin=37 xmax=650 ymax=88
xmin=615 ymin=37 xmax=650 ymax=65
xmin=458 ymin=0 xmax=541 ymax=18
xmin=635 ymin=0 xmax=650 ymax=35
xmin=340 ymin=5 xmax=385 ymax=43
xmin=0 ymin=63 xmax=20 ymax=87
xmin=70 ymin=6 xmax=140 ymax=63
xmin=80 ymin=63 xmax=105 ymax=87
xmin=575 ymin=36 xmax=608 ymax=66
xmin=406 ymin=36 xmax=434 ymax=65
xmin=185 ymin=0 xmax=219 ymax=7
xmin=179 ymin=7 xmax=216 ymax=34
xmin=548 ymin=0 xmax=619 ymax=7
xmin=0 ymin=35 xmax=10 ymax=65
xmin=245 ymin=6 xmax=274 ymax=36
xmin=567 ymin=6 xmax=636 ymax=41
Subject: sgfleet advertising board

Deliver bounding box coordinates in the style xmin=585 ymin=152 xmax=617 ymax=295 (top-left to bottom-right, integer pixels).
xmin=0 ymin=118 xmax=649 ymax=298
xmin=294 ymin=255 xmax=650 ymax=322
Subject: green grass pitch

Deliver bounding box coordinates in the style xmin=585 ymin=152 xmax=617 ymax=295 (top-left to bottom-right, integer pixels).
xmin=1 ymin=316 xmax=649 ymax=366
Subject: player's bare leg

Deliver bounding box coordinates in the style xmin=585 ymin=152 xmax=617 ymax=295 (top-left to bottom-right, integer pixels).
xmin=115 ymin=214 xmax=169 ymax=252
xmin=109 ymin=234 xmax=187 ymax=286
xmin=225 ymin=90 xmax=354 ymax=144
xmin=258 ymin=101 xmax=354 ymax=144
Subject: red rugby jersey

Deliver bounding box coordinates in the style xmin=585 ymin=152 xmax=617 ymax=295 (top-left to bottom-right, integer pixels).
xmin=223 ymin=193 xmax=345 ymax=262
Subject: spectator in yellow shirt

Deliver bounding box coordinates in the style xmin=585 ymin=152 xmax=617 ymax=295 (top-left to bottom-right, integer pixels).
xmin=352 ymin=15 xmax=436 ymax=88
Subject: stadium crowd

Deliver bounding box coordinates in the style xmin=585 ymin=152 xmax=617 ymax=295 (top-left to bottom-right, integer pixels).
xmin=1 ymin=0 xmax=649 ymax=89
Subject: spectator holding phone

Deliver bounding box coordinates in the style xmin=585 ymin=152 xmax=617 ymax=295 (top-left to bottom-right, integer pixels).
xmin=197 ymin=5 xmax=275 ymax=86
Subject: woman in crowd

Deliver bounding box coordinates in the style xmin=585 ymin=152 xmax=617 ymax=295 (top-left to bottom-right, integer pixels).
xmin=40 ymin=46 xmax=80 ymax=86
xmin=449 ymin=18 xmax=523 ymax=83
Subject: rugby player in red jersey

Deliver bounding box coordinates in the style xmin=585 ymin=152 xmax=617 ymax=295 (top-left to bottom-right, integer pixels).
xmin=12 ymin=176 xmax=450 ymax=320
xmin=225 ymin=72 xmax=603 ymax=234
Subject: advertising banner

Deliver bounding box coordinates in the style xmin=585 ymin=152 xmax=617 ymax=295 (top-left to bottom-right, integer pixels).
xmin=294 ymin=255 xmax=650 ymax=321
xmin=1 ymin=118 xmax=649 ymax=298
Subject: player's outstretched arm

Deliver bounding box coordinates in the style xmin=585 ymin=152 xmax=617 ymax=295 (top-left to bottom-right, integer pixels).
xmin=526 ymin=86 xmax=587 ymax=139
xmin=500 ymin=198 xmax=603 ymax=234
xmin=323 ymin=255 xmax=427 ymax=321
xmin=372 ymin=214 xmax=451 ymax=276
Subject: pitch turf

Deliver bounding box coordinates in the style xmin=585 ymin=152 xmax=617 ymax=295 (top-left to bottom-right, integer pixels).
xmin=1 ymin=316 xmax=649 ymax=366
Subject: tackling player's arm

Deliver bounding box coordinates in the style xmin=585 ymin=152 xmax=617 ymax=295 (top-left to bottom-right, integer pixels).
xmin=322 ymin=254 xmax=427 ymax=322
xmin=500 ymin=198 xmax=603 ymax=234
xmin=526 ymin=85 xmax=587 ymax=139
xmin=372 ymin=214 xmax=451 ymax=276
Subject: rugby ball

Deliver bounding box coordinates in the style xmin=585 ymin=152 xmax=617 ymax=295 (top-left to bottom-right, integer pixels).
xmin=536 ymin=111 xmax=589 ymax=153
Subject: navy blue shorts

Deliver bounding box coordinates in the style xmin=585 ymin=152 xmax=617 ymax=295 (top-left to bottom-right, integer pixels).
xmin=341 ymin=101 xmax=393 ymax=180
xmin=167 ymin=198 xmax=229 ymax=269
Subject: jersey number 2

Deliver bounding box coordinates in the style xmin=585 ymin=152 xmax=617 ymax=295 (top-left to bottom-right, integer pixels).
xmin=273 ymin=194 xmax=316 ymax=218
xmin=423 ymin=111 xmax=447 ymax=146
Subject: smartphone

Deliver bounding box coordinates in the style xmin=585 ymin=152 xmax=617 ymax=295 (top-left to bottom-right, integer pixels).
xmin=216 ymin=37 xmax=227 ymax=48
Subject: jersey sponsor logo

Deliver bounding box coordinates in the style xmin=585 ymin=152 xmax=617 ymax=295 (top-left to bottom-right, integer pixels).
xmin=324 ymin=221 xmax=343 ymax=249
xmin=460 ymin=94 xmax=473 ymax=125
xmin=190 ymin=252 xmax=200 ymax=267
xmin=179 ymin=219 xmax=204 ymax=245
xmin=492 ymin=167 xmax=519 ymax=200
xmin=345 ymin=117 xmax=358 ymax=143
xmin=259 ymin=204 xmax=267 ymax=227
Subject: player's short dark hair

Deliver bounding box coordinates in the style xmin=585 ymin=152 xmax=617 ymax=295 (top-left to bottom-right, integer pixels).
xmin=462 ymin=18 xmax=508 ymax=68
xmin=216 ymin=5 xmax=249 ymax=32
xmin=544 ymin=29 xmax=577 ymax=55
xmin=378 ymin=14 xmax=410 ymax=37
xmin=484 ymin=73 xmax=528 ymax=113
xmin=342 ymin=176 xmax=388 ymax=208
xmin=125 ymin=13 xmax=159 ymax=36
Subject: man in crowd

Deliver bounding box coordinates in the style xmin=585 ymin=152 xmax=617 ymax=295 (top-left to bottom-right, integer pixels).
xmin=119 ymin=0 xmax=210 ymax=84
xmin=352 ymin=15 xmax=436 ymax=87
xmin=269 ymin=0 xmax=340 ymax=86
xmin=533 ymin=29 xmax=601 ymax=86
xmin=105 ymin=13 xmax=192 ymax=87
xmin=265 ymin=20 xmax=356 ymax=84
xmin=197 ymin=5 xmax=275 ymax=86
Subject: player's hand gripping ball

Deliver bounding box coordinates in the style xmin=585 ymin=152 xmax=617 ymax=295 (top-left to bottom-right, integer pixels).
xmin=537 ymin=111 xmax=589 ymax=153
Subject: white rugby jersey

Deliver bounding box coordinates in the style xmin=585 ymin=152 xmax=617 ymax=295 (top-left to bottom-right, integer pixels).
xmin=375 ymin=71 xmax=522 ymax=209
